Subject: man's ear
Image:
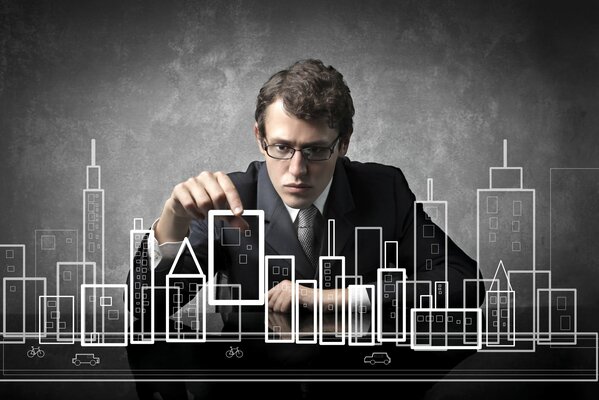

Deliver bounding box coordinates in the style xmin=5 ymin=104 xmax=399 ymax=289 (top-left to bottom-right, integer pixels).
xmin=338 ymin=133 xmax=351 ymax=156
xmin=254 ymin=123 xmax=266 ymax=155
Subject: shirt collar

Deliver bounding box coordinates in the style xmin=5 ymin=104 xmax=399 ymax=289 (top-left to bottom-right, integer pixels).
xmin=284 ymin=177 xmax=333 ymax=222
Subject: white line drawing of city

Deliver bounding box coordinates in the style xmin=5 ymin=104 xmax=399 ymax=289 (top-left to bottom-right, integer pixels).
xmin=0 ymin=138 xmax=596 ymax=384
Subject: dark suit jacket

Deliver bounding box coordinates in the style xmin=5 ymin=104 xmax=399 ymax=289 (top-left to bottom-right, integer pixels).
xmin=152 ymin=157 xmax=482 ymax=310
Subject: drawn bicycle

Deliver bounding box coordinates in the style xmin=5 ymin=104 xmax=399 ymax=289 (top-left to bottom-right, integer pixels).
xmin=225 ymin=346 xmax=243 ymax=358
xmin=26 ymin=346 xmax=45 ymax=359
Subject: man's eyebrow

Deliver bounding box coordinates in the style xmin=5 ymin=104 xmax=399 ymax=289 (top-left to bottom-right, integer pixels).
xmin=269 ymin=138 xmax=330 ymax=147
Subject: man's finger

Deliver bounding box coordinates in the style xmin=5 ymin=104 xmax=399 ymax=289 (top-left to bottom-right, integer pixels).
xmin=215 ymin=172 xmax=244 ymax=216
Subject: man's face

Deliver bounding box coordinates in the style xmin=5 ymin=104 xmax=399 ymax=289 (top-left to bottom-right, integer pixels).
xmin=255 ymin=99 xmax=349 ymax=209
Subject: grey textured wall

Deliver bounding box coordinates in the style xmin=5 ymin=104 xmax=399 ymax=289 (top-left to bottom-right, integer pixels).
xmin=1 ymin=0 xmax=598 ymax=397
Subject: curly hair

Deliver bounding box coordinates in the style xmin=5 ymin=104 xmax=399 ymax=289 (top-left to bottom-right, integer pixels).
xmin=255 ymin=59 xmax=355 ymax=140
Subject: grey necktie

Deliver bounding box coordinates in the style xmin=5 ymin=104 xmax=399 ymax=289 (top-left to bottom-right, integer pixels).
xmin=297 ymin=205 xmax=321 ymax=269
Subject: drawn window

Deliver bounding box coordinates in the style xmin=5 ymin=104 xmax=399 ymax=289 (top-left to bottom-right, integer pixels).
xmin=489 ymin=232 xmax=496 ymax=243
xmin=7 ymin=265 xmax=15 ymax=273
xmin=239 ymin=254 xmax=247 ymax=264
xmin=422 ymin=225 xmax=435 ymax=238
xmin=426 ymin=259 xmax=433 ymax=270
xmin=560 ymin=315 xmax=571 ymax=331
xmin=100 ymin=296 xmax=112 ymax=307
xmin=512 ymin=241 xmax=521 ymax=252
xmin=41 ymin=235 xmax=56 ymax=251
xmin=63 ymin=271 xmax=72 ymax=281
xmin=384 ymin=274 xmax=393 ymax=283
xmin=5 ymin=249 xmax=14 ymax=259
xmin=487 ymin=196 xmax=498 ymax=214
xmin=557 ymin=296 xmax=567 ymax=310
xmin=513 ymin=201 xmax=522 ymax=216
xmin=221 ymin=227 xmax=241 ymax=246
xmin=489 ymin=217 xmax=498 ymax=230
xmin=430 ymin=243 xmax=439 ymax=255
xmin=512 ymin=221 xmax=520 ymax=232
xmin=282 ymin=267 xmax=289 ymax=276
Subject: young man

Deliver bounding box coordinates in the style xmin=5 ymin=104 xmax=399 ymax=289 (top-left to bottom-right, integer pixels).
xmin=152 ymin=58 xmax=480 ymax=312
xmin=131 ymin=59 xmax=482 ymax=400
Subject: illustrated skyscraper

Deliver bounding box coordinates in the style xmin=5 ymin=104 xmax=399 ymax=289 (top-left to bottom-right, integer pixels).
xmin=129 ymin=218 xmax=154 ymax=343
xmin=82 ymin=139 xmax=105 ymax=340
xmin=414 ymin=178 xmax=448 ymax=307
xmin=477 ymin=140 xmax=535 ymax=303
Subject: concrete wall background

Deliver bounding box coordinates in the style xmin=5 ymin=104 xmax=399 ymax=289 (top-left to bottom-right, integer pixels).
xmin=0 ymin=1 xmax=598 ymax=397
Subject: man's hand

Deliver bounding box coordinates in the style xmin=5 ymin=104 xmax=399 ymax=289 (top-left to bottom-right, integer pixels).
xmin=268 ymin=280 xmax=348 ymax=314
xmin=268 ymin=280 xmax=295 ymax=313
xmin=155 ymin=171 xmax=245 ymax=244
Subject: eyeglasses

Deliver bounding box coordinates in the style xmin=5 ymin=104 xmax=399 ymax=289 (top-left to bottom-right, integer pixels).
xmin=262 ymin=135 xmax=341 ymax=161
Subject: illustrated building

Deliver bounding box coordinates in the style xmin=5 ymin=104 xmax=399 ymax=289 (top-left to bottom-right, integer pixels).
xmin=319 ymin=256 xmax=345 ymax=345
xmin=1 ymin=245 xmax=25 ymax=343
xmin=81 ymin=284 xmax=128 ymax=346
xmin=166 ymin=238 xmax=206 ymax=343
xmin=477 ymin=140 xmax=535 ymax=306
xmin=485 ymin=260 xmax=515 ymax=347
xmin=414 ymin=178 xmax=448 ymax=307
xmin=265 ymin=255 xmax=295 ymax=343
xmin=34 ymin=229 xmax=78 ymax=295
xmin=83 ymin=139 xmax=104 ymax=285
xmin=129 ymin=218 xmax=154 ymax=343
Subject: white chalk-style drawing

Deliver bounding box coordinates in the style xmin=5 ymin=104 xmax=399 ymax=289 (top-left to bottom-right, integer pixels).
xmin=207 ymin=210 xmax=265 ymax=306
xmin=83 ymin=139 xmax=105 ymax=343
xmin=34 ymin=229 xmax=78 ymax=297
xmin=72 ymin=353 xmax=100 ymax=367
xmin=80 ymin=284 xmax=128 ymax=347
xmin=0 ymin=244 xmax=25 ymax=343
xmin=2 ymin=277 xmax=47 ymax=340
xmin=414 ymin=178 xmax=448 ymax=308
xmin=354 ymin=227 xmax=382 ymax=278
xmin=265 ymin=255 xmax=295 ymax=343
xmin=26 ymin=345 xmax=45 ymax=359
xmin=384 ymin=241 xmax=398 ymax=269
xmin=318 ymin=256 xmax=345 ymax=345
xmin=363 ymin=351 xmax=391 ymax=365
xmin=485 ymin=260 xmax=515 ymax=347
xmin=295 ymin=279 xmax=318 ymax=344
xmin=410 ymin=308 xmax=482 ymax=351
xmin=477 ymin=140 xmax=536 ymax=310
xmin=537 ymin=288 xmax=577 ymax=345
xmin=376 ymin=268 xmax=407 ymax=343
xmin=225 ymin=346 xmax=244 ymax=359
xmin=348 ymin=284 xmax=375 ymax=346
xmin=166 ymin=238 xmax=207 ymax=343
xmin=129 ymin=218 xmax=155 ymax=344
xmin=56 ymin=262 xmax=95 ymax=343
xmin=39 ymin=295 xmax=74 ymax=344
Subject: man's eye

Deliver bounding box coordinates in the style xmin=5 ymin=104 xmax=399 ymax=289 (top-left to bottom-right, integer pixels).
xmin=274 ymin=144 xmax=290 ymax=152
xmin=308 ymin=147 xmax=327 ymax=155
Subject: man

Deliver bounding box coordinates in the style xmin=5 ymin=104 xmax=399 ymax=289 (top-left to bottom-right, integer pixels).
xmin=131 ymin=59 xmax=481 ymax=399
xmin=152 ymin=59 xmax=479 ymax=312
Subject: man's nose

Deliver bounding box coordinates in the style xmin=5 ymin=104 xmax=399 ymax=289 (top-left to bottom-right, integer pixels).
xmin=288 ymin=150 xmax=308 ymax=177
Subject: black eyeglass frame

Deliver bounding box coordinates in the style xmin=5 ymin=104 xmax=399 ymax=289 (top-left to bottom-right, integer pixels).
xmin=261 ymin=135 xmax=342 ymax=161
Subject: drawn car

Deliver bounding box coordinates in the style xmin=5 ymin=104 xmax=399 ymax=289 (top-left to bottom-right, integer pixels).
xmin=363 ymin=352 xmax=391 ymax=365
xmin=72 ymin=353 xmax=100 ymax=366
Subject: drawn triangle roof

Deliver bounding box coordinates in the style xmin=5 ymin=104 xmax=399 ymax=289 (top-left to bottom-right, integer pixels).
xmin=490 ymin=260 xmax=513 ymax=291
xmin=167 ymin=237 xmax=205 ymax=276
